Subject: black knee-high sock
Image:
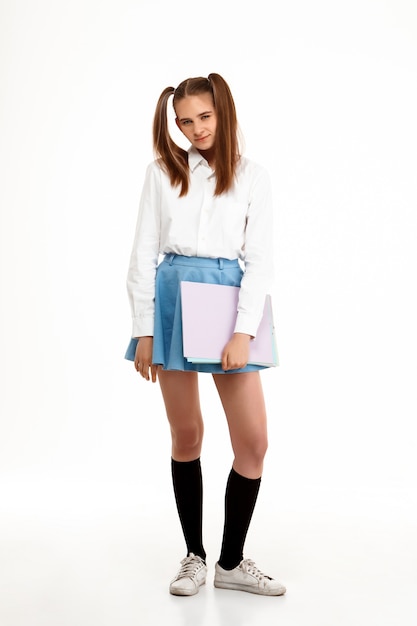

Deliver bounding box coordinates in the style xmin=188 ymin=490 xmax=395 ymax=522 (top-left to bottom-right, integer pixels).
xmin=171 ymin=458 xmax=206 ymax=562
xmin=218 ymin=468 xmax=261 ymax=570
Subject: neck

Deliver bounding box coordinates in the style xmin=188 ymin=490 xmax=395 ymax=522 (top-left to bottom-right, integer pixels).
xmin=198 ymin=147 xmax=215 ymax=168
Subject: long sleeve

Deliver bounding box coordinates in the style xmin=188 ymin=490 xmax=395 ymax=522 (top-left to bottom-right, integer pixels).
xmin=234 ymin=165 xmax=274 ymax=337
xmin=126 ymin=163 xmax=161 ymax=337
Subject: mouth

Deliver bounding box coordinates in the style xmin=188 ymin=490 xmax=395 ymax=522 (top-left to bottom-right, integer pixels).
xmin=195 ymin=135 xmax=209 ymax=142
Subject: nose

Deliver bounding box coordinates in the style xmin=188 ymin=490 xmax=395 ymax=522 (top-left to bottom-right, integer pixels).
xmin=193 ymin=121 xmax=205 ymax=137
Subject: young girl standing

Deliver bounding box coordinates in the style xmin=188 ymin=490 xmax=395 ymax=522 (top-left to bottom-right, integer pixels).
xmin=125 ymin=73 xmax=286 ymax=597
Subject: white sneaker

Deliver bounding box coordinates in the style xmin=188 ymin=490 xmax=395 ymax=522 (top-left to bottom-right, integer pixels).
xmin=214 ymin=558 xmax=286 ymax=596
xmin=169 ymin=553 xmax=208 ymax=596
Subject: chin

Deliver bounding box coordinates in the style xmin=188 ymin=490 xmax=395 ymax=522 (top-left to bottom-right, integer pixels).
xmin=196 ymin=142 xmax=213 ymax=151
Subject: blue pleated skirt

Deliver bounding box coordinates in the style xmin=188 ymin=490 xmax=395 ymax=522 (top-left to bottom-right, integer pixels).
xmin=124 ymin=254 xmax=268 ymax=374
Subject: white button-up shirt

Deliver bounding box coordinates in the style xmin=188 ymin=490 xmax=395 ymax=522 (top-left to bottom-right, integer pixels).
xmin=127 ymin=147 xmax=274 ymax=338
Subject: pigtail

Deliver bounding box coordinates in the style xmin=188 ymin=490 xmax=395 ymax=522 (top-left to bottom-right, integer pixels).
xmin=208 ymin=73 xmax=240 ymax=196
xmin=153 ymin=86 xmax=190 ymax=196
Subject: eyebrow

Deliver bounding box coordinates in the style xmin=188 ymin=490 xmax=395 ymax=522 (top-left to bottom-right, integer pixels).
xmin=178 ymin=110 xmax=213 ymax=122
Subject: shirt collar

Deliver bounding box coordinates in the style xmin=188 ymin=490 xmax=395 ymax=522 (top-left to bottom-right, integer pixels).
xmin=188 ymin=146 xmax=211 ymax=173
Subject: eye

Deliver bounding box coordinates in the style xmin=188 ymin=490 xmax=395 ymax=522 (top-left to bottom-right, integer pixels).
xmin=201 ymin=114 xmax=210 ymax=120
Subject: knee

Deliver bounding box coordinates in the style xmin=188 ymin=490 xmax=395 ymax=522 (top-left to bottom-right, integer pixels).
xmin=170 ymin=420 xmax=204 ymax=457
xmin=238 ymin=433 xmax=268 ymax=466
xmin=232 ymin=434 xmax=268 ymax=478
xmin=249 ymin=434 xmax=268 ymax=465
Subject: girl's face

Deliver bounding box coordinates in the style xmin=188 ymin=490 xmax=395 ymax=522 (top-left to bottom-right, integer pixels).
xmin=175 ymin=93 xmax=217 ymax=154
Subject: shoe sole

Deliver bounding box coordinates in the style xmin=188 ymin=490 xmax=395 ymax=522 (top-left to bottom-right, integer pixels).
xmin=214 ymin=580 xmax=286 ymax=596
xmin=170 ymin=580 xmax=206 ymax=596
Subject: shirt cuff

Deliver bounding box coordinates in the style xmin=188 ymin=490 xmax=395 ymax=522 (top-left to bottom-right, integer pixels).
xmin=234 ymin=313 xmax=262 ymax=339
xmin=132 ymin=315 xmax=154 ymax=338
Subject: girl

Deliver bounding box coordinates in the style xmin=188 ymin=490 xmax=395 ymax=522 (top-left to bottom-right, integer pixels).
xmin=125 ymin=73 xmax=286 ymax=597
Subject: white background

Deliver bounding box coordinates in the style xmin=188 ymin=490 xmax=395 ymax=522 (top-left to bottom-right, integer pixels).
xmin=1 ymin=1 xmax=416 ymax=625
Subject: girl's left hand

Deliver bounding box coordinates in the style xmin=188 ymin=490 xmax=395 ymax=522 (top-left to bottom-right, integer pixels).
xmin=221 ymin=333 xmax=252 ymax=371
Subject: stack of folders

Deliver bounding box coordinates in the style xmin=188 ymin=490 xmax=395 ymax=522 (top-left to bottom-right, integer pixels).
xmin=180 ymin=281 xmax=279 ymax=367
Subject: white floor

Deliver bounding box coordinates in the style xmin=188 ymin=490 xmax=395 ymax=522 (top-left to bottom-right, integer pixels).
xmin=0 ymin=477 xmax=415 ymax=626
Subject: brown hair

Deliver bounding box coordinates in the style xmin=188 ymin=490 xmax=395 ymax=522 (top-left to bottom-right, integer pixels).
xmin=152 ymin=73 xmax=241 ymax=196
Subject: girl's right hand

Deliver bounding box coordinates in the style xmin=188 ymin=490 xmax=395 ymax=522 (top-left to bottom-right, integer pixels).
xmin=134 ymin=336 xmax=160 ymax=382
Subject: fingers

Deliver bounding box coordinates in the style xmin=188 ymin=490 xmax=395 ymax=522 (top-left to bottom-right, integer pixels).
xmin=221 ymin=334 xmax=251 ymax=371
xmin=134 ymin=337 xmax=157 ymax=382
xmin=135 ymin=360 xmax=150 ymax=380
xmin=134 ymin=360 xmax=160 ymax=382
xmin=151 ymin=364 xmax=160 ymax=383
xmin=221 ymin=351 xmax=247 ymax=371
xmin=221 ymin=344 xmax=249 ymax=370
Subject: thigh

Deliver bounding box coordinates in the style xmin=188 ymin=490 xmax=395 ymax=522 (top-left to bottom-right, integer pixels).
xmin=212 ymin=372 xmax=268 ymax=446
xmin=158 ymin=370 xmax=203 ymax=426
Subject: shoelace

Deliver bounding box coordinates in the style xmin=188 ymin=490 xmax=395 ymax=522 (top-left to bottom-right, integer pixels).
xmin=173 ymin=554 xmax=205 ymax=581
xmin=240 ymin=559 xmax=273 ymax=581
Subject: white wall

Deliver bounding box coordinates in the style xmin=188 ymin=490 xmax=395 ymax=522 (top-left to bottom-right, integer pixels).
xmin=1 ymin=0 xmax=416 ymax=527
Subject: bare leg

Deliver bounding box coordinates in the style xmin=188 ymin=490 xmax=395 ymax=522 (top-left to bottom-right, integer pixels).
xmin=212 ymin=371 xmax=268 ymax=478
xmin=213 ymin=371 xmax=268 ymax=569
xmin=158 ymin=370 xmax=204 ymax=461
xmin=158 ymin=369 xmax=206 ymax=561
